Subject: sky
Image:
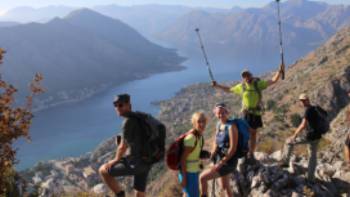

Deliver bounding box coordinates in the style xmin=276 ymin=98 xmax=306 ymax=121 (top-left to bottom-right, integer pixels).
xmin=0 ymin=0 xmax=349 ymax=11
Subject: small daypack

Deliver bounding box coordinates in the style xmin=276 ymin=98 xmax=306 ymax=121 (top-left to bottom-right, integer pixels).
xmin=166 ymin=131 xmax=203 ymax=170
xmin=216 ymin=119 xmax=250 ymax=159
xmin=132 ymin=111 xmax=166 ymax=164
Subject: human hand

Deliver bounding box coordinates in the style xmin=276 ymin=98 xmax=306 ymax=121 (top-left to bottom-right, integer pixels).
xmin=105 ymin=159 xmax=118 ymax=171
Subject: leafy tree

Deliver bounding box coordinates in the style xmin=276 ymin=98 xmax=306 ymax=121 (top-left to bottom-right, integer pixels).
xmin=0 ymin=48 xmax=44 ymax=197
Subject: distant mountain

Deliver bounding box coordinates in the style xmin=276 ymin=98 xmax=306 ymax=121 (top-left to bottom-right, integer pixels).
xmin=0 ymin=9 xmax=184 ymax=108
xmin=94 ymin=5 xmax=236 ymax=41
xmin=156 ymin=0 xmax=350 ymax=68
xmin=0 ymin=6 xmax=75 ymax=23
xmin=0 ymin=21 xmax=20 ymax=27
xmin=0 ymin=4 xmax=232 ymax=41
xmin=93 ymin=5 xmax=192 ymax=40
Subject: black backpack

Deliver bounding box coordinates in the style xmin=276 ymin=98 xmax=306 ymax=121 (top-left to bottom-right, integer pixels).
xmin=307 ymin=106 xmax=330 ymax=139
xmin=313 ymin=106 xmax=330 ymax=135
xmin=132 ymin=111 xmax=166 ymax=164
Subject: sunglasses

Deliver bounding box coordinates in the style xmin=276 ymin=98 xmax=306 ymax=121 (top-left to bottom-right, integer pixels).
xmin=113 ymin=102 xmax=124 ymax=108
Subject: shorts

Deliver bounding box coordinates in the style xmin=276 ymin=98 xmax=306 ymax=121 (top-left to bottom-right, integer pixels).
xmin=244 ymin=113 xmax=263 ymax=129
xmin=107 ymin=158 xmax=151 ymax=192
xmin=217 ymin=158 xmax=238 ymax=176
xmin=178 ymin=172 xmax=200 ymax=197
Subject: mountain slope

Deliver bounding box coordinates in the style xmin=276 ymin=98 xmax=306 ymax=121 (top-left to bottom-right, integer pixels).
xmin=0 ymin=9 xmax=184 ymax=108
xmin=156 ymin=0 xmax=350 ymax=68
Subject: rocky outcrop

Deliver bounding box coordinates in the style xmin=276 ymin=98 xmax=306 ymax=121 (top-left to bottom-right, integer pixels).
xmin=207 ymin=152 xmax=350 ymax=197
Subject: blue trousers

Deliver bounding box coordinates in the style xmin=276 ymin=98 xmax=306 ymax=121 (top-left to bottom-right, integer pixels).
xmin=178 ymin=172 xmax=200 ymax=197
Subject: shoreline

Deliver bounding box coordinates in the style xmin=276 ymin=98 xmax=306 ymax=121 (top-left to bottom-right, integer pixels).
xmin=32 ymin=64 xmax=186 ymax=113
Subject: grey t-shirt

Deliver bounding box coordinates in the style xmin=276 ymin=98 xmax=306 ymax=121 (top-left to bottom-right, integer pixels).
xmin=122 ymin=112 xmax=144 ymax=159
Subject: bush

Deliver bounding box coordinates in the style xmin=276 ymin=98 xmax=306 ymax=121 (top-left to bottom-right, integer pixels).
xmin=0 ymin=48 xmax=44 ymax=197
xmin=266 ymin=99 xmax=277 ymax=111
xmin=290 ymin=113 xmax=302 ymax=128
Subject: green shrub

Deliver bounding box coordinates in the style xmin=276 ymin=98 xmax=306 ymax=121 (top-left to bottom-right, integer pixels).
xmin=290 ymin=113 xmax=302 ymax=128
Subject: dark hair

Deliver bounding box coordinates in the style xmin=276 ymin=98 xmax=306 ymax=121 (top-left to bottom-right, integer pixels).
xmin=113 ymin=94 xmax=130 ymax=106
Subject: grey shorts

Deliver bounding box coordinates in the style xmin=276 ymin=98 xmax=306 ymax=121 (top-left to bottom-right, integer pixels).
xmin=107 ymin=158 xmax=151 ymax=192
xmin=217 ymin=158 xmax=238 ymax=176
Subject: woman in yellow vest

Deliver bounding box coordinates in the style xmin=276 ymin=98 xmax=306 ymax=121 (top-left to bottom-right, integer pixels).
xmin=179 ymin=112 xmax=207 ymax=197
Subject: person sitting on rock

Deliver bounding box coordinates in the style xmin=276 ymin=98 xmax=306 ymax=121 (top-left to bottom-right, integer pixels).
xmin=178 ymin=112 xmax=207 ymax=197
xmin=212 ymin=68 xmax=283 ymax=162
xmin=200 ymin=103 xmax=239 ymax=197
xmin=279 ymin=94 xmax=324 ymax=181
xmin=99 ymin=94 xmax=154 ymax=197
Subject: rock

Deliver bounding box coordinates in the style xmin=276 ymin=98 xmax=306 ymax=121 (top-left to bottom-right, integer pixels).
xmin=92 ymin=183 xmax=108 ymax=194
xmin=255 ymin=152 xmax=269 ymax=162
xmin=32 ymin=172 xmax=43 ymax=184
xmin=269 ymin=151 xmax=282 ymax=161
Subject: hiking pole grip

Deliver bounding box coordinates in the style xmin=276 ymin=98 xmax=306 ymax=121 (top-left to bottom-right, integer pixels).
xmin=276 ymin=0 xmax=285 ymax=80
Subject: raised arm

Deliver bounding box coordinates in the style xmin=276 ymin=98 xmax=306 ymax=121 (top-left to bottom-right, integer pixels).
xmin=212 ymin=81 xmax=232 ymax=93
xmin=267 ymin=67 xmax=283 ymax=86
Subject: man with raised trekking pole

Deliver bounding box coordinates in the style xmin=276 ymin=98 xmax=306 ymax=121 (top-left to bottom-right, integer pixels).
xmin=212 ymin=67 xmax=283 ymax=162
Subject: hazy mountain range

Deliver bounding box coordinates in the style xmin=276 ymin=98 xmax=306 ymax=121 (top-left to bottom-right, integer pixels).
xmin=1 ymin=0 xmax=349 ymax=69
xmin=0 ymin=9 xmax=184 ymax=108
xmin=156 ymin=0 xmax=350 ymax=67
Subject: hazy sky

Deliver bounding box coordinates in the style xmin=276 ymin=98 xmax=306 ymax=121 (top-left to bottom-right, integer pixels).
xmin=0 ymin=0 xmax=349 ymax=11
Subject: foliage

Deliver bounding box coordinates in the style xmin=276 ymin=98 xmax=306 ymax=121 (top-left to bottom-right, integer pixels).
xmin=266 ymin=99 xmax=277 ymax=111
xmin=0 ymin=48 xmax=44 ymax=196
xmin=290 ymin=113 xmax=302 ymax=128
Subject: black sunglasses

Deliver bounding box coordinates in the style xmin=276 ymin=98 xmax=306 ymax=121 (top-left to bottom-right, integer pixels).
xmin=113 ymin=102 xmax=124 ymax=108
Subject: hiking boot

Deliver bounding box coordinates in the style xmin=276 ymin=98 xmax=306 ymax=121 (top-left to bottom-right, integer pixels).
xmin=246 ymin=154 xmax=258 ymax=165
xmin=277 ymin=161 xmax=289 ymax=168
xmin=115 ymin=191 xmax=125 ymax=197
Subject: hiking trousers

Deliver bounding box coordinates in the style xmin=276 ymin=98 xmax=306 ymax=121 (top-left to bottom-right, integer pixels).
xmin=281 ymin=136 xmax=320 ymax=180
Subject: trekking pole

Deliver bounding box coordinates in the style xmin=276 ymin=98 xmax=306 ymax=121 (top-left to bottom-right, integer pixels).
xmin=276 ymin=0 xmax=285 ymax=80
xmin=211 ymin=162 xmax=216 ymax=197
xmin=194 ymin=28 xmax=216 ymax=82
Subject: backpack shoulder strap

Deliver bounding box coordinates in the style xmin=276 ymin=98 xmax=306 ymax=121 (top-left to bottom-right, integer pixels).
xmin=241 ymin=81 xmax=246 ymax=92
xmin=253 ymin=78 xmax=262 ymax=100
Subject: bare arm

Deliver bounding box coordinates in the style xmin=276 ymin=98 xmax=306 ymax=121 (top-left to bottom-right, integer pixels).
xmin=114 ymin=139 xmax=128 ymax=162
xmin=212 ymin=81 xmax=231 ymax=93
xmin=292 ymin=118 xmax=307 ymax=139
xmin=267 ymin=69 xmax=283 ymax=86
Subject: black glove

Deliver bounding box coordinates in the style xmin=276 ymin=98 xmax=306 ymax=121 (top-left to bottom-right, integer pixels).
xmin=200 ymin=150 xmax=211 ymax=159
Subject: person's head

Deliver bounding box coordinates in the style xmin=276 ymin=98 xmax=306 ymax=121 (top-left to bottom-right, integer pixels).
xmin=298 ymin=93 xmax=311 ymax=107
xmin=113 ymin=94 xmax=132 ymax=116
xmin=213 ymin=103 xmax=229 ymax=122
xmin=191 ymin=111 xmax=207 ymax=134
xmin=241 ymin=69 xmax=253 ymax=84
